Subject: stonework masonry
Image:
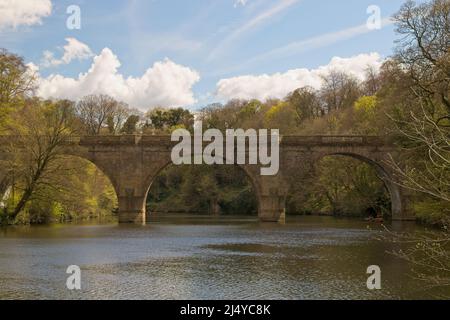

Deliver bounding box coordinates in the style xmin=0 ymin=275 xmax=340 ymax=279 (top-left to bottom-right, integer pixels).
xmin=0 ymin=135 xmax=415 ymax=223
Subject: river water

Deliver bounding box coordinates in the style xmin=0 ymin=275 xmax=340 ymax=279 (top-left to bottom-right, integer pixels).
xmin=0 ymin=215 xmax=447 ymax=299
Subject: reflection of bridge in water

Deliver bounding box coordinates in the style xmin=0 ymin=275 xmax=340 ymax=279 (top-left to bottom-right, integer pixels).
xmin=0 ymin=135 xmax=415 ymax=223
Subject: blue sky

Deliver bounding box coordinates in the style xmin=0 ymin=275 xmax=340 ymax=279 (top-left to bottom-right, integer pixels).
xmin=0 ymin=0 xmax=413 ymax=111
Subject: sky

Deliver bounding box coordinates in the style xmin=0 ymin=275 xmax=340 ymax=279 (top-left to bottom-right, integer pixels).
xmin=0 ymin=0 xmax=415 ymax=112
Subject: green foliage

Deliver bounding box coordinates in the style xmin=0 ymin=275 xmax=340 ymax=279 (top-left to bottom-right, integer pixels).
xmin=0 ymin=49 xmax=35 ymax=131
xmin=287 ymin=156 xmax=390 ymax=217
xmin=4 ymin=157 xmax=118 ymax=225
xmin=264 ymin=101 xmax=300 ymax=133
xmin=147 ymin=165 xmax=257 ymax=215
xmin=121 ymin=115 xmax=140 ymax=134
xmin=352 ymin=96 xmax=379 ymax=134
xmin=145 ymin=107 xmax=194 ymax=133
xmin=414 ymin=200 xmax=450 ymax=227
xmin=285 ymin=87 xmax=322 ymax=121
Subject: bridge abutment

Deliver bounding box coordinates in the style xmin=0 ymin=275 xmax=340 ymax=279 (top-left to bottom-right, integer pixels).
xmin=393 ymin=187 xmax=416 ymax=221
xmin=118 ymin=195 xmax=146 ymax=224
xmin=256 ymin=174 xmax=288 ymax=222
xmin=258 ymin=195 xmax=286 ymax=222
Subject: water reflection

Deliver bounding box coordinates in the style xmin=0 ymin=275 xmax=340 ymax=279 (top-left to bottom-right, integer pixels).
xmin=0 ymin=215 xmax=447 ymax=299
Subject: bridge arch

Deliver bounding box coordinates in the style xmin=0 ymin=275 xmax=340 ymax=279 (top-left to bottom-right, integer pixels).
xmin=61 ymin=154 xmax=119 ymax=222
xmin=60 ymin=147 xmax=121 ymax=198
xmin=0 ymin=151 xmax=119 ymax=222
xmin=312 ymin=151 xmax=402 ymax=219
xmin=142 ymin=158 xmax=263 ymax=220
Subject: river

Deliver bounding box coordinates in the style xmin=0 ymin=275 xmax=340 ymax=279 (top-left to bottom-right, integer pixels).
xmin=0 ymin=215 xmax=447 ymax=299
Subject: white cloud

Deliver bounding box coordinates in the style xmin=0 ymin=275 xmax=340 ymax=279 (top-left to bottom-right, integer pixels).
xmin=60 ymin=38 xmax=93 ymax=64
xmin=0 ymin=0 xmax=52 ymax=30
xmin=216 ymin=52 xmax=383 ymax=101
xmin=42 ymin=38 xmax=94 ymax=67
xmin=41 ymin=50 xmax=58 ymax=67
xmin=36 ymin=48 xmax=200 ymax=111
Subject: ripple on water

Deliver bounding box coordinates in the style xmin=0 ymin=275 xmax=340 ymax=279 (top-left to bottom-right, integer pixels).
xmin=0 ymin=216 xmax=445 ymax=299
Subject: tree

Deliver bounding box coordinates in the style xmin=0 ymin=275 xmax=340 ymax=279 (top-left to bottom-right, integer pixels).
xmin=145 ymin=107 xmax=194 ymax=133
xmin=388 ymin=0 xmax=450 ymax=204
xmin=0 ymin=49 xmax=36 ymax=130
xmin=199 ymin=100 xmax=268 ymax=132
xmin=3 ymin=99 xmax=78 ymax=221
xmin=30 ymin=157 xmax=118 ymax=223
xmin=76 ymin=94 xmax=125 ymax=135
xmin=106 ymin=101 xmax=129 ymax=134
xmin=352 ymin=95 xmax=379 ymax=134
xmin=121 ymin=115 xmax=140 ymax=134
xmin=165 ymin=108 xmax=194 ymax=129
xmin=0 ymin=50 xmax=37 ymax=212
xmin=394 ymin=0 xmax=450 ymax=115
xmin=286 ymin=87 xmax=322 ymax=121
xmin=362 ymin=66 xmax=382 ymax=96
xmin=147 ymin=164 xmax=257 ymax=215
xmin=320 ymin=70 xmax=360 ymax=113
xmin=381 ymin=0 xmax=450 ymax=295
xmin=264 ymin=101 xmax=300 ymax=134
xmin=146 ymin=108 xmax=166 ymax=130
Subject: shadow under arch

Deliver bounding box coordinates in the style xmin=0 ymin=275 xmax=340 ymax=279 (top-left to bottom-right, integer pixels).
xmin=313 ymin=152 xmax=402 ymax=219
xmin=142 ymin=159 xmax=261 ymax=219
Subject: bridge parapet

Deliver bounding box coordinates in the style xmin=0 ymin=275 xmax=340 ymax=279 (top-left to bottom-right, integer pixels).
xmin=281 ymin=135 xmax=392 ymax=146
xmin=66 ymin=135 xmax=174 ymax=146
xmin=78 ymin=135 xmax=142 ymax=146
xmin=140 ymin=135 xmax=174 ymax=146
xmin=1 ymin=135 xmax=394 ymax=147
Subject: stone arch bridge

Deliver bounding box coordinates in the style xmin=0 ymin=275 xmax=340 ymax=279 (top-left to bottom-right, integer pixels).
xmin=0 ymin=135 xmax=415 ymax=223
